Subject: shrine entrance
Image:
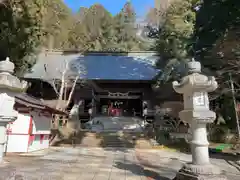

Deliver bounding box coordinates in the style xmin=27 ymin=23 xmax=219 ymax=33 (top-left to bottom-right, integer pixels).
xmin=98 ymin=91 xmax=142 ymax=116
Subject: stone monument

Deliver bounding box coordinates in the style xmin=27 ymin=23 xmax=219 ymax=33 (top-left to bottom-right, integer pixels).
xmin=172 ymin=59 xmax=227 ymax=180
xmin=0 ymin=57 xmax=27 ymax=163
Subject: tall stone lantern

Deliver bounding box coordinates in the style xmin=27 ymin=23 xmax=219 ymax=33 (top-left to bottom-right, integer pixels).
xmin=172 ymin=59 xmax=227 ymax=180
xmin=0 ymin=57 xmax=27 ymax=162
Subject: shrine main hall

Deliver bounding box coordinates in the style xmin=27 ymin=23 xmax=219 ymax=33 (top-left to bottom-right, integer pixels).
xmin=23 ymin=51 xmax=175 ymax=119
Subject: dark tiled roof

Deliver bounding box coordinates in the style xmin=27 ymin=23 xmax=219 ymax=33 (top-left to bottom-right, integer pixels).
xmin=15 ymin=93 xmax=66 ymax=114
xmin=15 ymin=93 xmax=45 ymax=108
xmin=24 ymin=52 xmax=159 ymax=81
xmin=73 ymin=55 xmax=159 ymax=80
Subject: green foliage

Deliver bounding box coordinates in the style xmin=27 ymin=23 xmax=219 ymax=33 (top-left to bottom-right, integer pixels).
xmin=68 ymin=2 xmax=145 ymax=52
xmin=192 ymin=0 xmax=240 ymax=126
xmin=0 ymin=1 xmax=148 ymax=74
xmin=67 ymin=2 xmax=146 ymax=52
xmin=155 ymin=0 xmax=199 ymax=83
xmin=193 ymin=0 xmax=240 ymax=133
xmin=194 ymin=0 xmax=239 ymax=60
xmin=194 ymin=0 xmax=240 ymax=90
xmin=112 ymin=2 xmax=143 ymax=51
xmin=145 ymin=7 xmax=161 ymax=27
xmin=68 ymin=4 xmax=116 ymax=51
xmin=41 ymin=0 xmax=73 ymax=49
xmin=154 ymin=0 xmax=239 ymax=129
xmin=0 ymin=0 xmax=45 ymax=75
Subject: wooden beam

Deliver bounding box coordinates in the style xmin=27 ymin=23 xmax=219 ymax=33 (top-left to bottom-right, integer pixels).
xmin=97 ymin=95 xmax=140 ymax=99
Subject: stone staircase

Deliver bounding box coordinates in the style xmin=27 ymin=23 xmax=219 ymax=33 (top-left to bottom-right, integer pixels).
xmin=98 ymin=131 xmax=152 ymax=149
xmin=99 ymin=132 xmax=126 ymax=147
xmin=51 ymin=128 xmax=152 ymax=149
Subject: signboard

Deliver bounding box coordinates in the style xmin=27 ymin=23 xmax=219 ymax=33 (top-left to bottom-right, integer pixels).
xmin=108 ymin=92 xmax=129 ymax=98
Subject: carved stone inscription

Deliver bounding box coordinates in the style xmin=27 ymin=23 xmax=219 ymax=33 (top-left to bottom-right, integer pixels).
xmin=193 ymin=92 xmax=205 ymax=106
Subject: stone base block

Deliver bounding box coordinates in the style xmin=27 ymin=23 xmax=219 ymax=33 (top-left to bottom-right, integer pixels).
xmin=173 ymin=163 xmax=228 ymax=180
xmin=174 ymin=172 xmax=228 ymax=180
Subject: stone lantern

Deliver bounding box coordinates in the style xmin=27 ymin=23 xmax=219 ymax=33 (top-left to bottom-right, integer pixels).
xmin=0 ymin=57 xmax=27 ymax=163
xmin=172 ymin=59 xmax=227 ymax=180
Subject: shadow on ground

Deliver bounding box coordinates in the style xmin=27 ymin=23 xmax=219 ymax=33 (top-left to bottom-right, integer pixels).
xmin=114 ymin=161 xmax=171 ymax=180
xmin=209 ymin=153 xmax=240 ymax=172
xmin=148 ymin=129 xmax=240 ymax=173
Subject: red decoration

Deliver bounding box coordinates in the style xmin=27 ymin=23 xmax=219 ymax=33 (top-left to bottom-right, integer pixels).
xmin=40 ymin=134 xmax=44 ymax=144
xmin=28 ymin=116 xmax=33 ymax=135
xmin=6 ymin=128 xmax=12 ymax=134
xmin=28 ymin=135 xmax=35 ymax=146
xmin=237 ymin=104 xmax=240 ymax=111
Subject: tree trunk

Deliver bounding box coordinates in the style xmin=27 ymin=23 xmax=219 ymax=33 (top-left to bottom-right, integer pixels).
xmin=66 ymin=76 xmax=79 ymax=108
xmin=56 ymin=72 xmax=66 ymax=110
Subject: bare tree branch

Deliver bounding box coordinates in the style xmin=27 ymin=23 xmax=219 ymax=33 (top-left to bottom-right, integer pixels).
xmin=66 ymin=75 xmax=79 ymax=108
xmin=50 ymin=79 xmax=60 ymax=96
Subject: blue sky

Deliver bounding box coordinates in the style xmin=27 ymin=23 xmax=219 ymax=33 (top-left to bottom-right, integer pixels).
xmin=63 ymin=0 xmax=154 ymax=16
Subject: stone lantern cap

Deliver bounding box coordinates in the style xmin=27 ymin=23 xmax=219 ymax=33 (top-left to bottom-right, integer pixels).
xmin=172 ymin=58 xmax=218 ymax=94
xmin=0 ymin=57 xmax=27 ymax=92
xmin=188 ymin=58 xmax=201 ymax=73
xmin=0 ymin=57 xmax=14 ymax=73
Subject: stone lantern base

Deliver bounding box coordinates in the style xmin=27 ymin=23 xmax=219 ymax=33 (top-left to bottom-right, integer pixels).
xmin=173 ymin=163 xmax=228 ymax=180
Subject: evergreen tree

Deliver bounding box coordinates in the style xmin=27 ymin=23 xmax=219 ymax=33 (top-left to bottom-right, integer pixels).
xmin=154 ymin=0 xmax=239 ymax=128
xmin=68 ymin=4 xmax=115 ymax=51
xmin=42 ymin=0 xmax=73 ymax=49
xmin=155 ymin=0 xmax=199 ymax=83
xmin=113 ymin=1 xmax=143 ymax=51
xmin=0 ymin=0 xmax=45 ymax=75
xmin=193 ymin=0 xmax=240 ymax=126
xmin=194 ymin=0 xmax=240 ymax=88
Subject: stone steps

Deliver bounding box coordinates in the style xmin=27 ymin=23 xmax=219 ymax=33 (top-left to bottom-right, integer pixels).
xmin=98 ymin=132 xmax=152 ymax=148
xmin=51 ymin=129 xmax=152 ymax=148
xmin=99 ymin=134 xmax=126 ymax=147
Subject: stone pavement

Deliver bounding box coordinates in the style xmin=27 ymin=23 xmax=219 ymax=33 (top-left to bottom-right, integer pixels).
xmin=1 ymin=147 xmax=240 ymax=180
xmin=136 ymin=149 xmax=240 ymax=180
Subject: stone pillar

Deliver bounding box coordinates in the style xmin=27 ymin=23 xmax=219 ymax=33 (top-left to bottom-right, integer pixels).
xmin=0 ymin=57 xmax=27 ymax=162
xmin=172 ymin=59 xmax=227 ymax=180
